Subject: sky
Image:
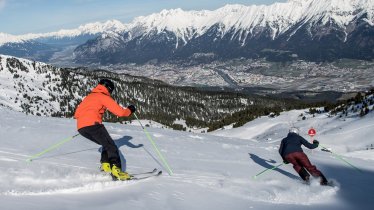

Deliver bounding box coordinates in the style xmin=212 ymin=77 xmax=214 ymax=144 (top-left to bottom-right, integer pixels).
xmin=0 ymin=0 xmax=287 ymax=35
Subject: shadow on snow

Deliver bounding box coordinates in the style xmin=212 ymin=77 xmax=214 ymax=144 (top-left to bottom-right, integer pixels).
xmin=248 ymin=153 xmax=299 ymax=180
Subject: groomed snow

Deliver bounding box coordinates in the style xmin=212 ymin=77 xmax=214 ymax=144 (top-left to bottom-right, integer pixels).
xmin=0 ymin=107 xmax=373 ymax=210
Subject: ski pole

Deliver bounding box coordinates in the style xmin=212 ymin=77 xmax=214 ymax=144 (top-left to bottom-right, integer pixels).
xmin=133 ymin=113 xmax=174 ymax=176
xmin=26 ymin=134 xmax=80 ymax=162
xmin=319 ymin=144 xmax=362 ymax=173
xmin=253 ymin=163 xmax=284 ymax=179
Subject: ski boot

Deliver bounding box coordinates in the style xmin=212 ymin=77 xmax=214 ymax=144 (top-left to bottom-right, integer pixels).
xmin=298 ymin=168 xmax=311 ymax=184
xmin=100 ymin=162 xmax=112 ymax=173
xmin=319 ymin=174 xmax=329 ymax=186
xmin=111 ymin=165 xmax=132 ymax=181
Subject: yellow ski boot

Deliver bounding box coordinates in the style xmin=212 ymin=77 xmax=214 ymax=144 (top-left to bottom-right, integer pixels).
xmin=100 ymin=162 xmax=111 ymax=173
xmin=111 ymin=165 xmax=132 ymax=181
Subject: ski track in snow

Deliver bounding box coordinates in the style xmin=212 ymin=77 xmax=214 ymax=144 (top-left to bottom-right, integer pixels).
xmin=167 ymin=171 xmax=339 ymax=205
xmin=0 ymin=146 xmax=339 ymax=206
xmin=0 ymin=152 xmax=152 ymax=196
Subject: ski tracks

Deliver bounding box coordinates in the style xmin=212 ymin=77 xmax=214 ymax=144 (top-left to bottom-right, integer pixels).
xmin=0 ymin=149 xmax=150 ymax=196
xmin=166 ymin=170 xmax=339 ymax=205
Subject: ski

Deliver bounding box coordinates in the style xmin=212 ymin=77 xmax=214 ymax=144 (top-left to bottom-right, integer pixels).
xmin=129 ymin=168 xmax=158 ymax=177
xmin=323 ymin=180 xmax=336 ymax=187
xmin=100 ymin=167 xmax=158 ymax=176
xmin=301 ymin=180 xmax=336 ymax=187
xmin=110 ymin=170 xmax=162 ymax=181
xmin=131 ymin=170 xmax=162 ymax=180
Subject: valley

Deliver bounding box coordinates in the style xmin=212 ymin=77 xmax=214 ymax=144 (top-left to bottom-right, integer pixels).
xmin=103 ymin=58 xmax=374 ymax=95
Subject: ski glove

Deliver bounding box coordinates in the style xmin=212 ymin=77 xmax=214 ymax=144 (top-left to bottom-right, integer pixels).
xmin=313 ymin=140 xmax=319 ymax=145
xmin=127 ymin=105 xmax=136 ymax=114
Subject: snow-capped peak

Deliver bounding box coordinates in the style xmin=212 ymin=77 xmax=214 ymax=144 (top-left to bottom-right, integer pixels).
xmin=0 ymin=20 xmax=127 ymax=46
xmin=0 ymin=33 xmax=26 ymax=45
xmin=121 ymin=0 xmax=373 ymax=43
xmin=75 ymin=20 xmax=127 ymax=35
xmin=1 ymin=0 xmax=373 ymax=46
xmin=124 ymin=1 xmax=307 ymax=41
xmin=130 ymin=8 xmax=210 ymax=33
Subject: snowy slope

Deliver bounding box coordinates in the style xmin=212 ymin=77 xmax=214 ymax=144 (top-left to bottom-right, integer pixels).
xmin=213 ymin=109 xmax=374 ymax=153
xmin=0 ymin=106 xmax=373 ymax=209
xmin=0 ymin=54 xmax=89 ymax=115
xmin=0 ymin=54 xmax=63 ymax=112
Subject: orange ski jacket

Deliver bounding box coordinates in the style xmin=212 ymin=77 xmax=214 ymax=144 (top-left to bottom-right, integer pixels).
xmin=74 ymin=84 xmax=132 ymax=130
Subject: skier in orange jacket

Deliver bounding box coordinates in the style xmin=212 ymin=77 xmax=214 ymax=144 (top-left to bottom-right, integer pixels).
xmin=74 ymin=79 xmax=136 ymax=180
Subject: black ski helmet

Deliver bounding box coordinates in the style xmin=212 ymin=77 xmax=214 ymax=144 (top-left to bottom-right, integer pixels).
xmin=99 ymin=79 xmax=115 ymax=94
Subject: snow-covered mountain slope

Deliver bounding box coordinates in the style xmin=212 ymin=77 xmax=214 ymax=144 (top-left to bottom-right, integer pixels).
xmin=0 ymin=104 xmax=373 ymax=209
xmin=0 ymin=20 xmax=126 ymax=46
xmin=0 ymin=20 xmax=126 ymax=63
xmin=3 ymin=54 xmax=288 ymax=130
xmin=74 ymin=0 xmax=374 ymax=64
xmin=1 ymin=0 xmax=373 ymax=64
xmin=122 ymin=0 xmax=373 ymax=43
xmin=213 ymin=108 xmax=374 ymax=154
xmin=0 ymin=54 xmax=82 ymax=115
xmin=1 ymin=0 xmax=372 ymax=46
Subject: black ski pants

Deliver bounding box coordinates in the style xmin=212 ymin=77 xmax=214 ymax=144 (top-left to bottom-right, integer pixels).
xmin=78 ymin=124 xmax=121 ymax=167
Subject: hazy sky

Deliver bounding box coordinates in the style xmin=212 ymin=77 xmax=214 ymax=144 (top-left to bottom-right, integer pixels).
xmin=0 ymin=0 xmax=287 ymax=35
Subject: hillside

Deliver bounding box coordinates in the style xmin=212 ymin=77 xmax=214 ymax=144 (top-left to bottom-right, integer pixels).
xmin=1 ymin=54 xmax=301 ymax=131
xmin=0 ymin=104 xmax=373 ymax=210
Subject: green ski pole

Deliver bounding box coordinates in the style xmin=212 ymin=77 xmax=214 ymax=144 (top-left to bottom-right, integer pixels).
xmin=26 ymin=134 xmax=80 ymax=162
xmin=134 ymin=113 xmax=173 ymax=176
xmin=320 ymin=144 xmax=362 ymax=173
xmin=253 ymin=163 xmax=284 ymax=179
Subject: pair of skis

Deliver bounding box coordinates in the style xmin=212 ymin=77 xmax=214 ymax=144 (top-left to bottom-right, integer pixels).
xmin=111 ymin=168 xmax=162 ymax=181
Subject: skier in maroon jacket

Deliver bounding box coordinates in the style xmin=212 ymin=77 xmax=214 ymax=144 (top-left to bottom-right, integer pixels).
xmin=279 ymin=127 xmax=328 ymax=185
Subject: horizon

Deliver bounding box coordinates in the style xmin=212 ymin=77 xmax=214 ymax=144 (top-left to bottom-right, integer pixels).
xmin=0 ymin=0 xmax=287 ymax=35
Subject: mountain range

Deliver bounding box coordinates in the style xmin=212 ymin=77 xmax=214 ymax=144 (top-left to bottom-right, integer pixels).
xmin=0 ymin=0 xmax=373 ymax=65
xmin=0 ymin=20 xmax=125 ymax=63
